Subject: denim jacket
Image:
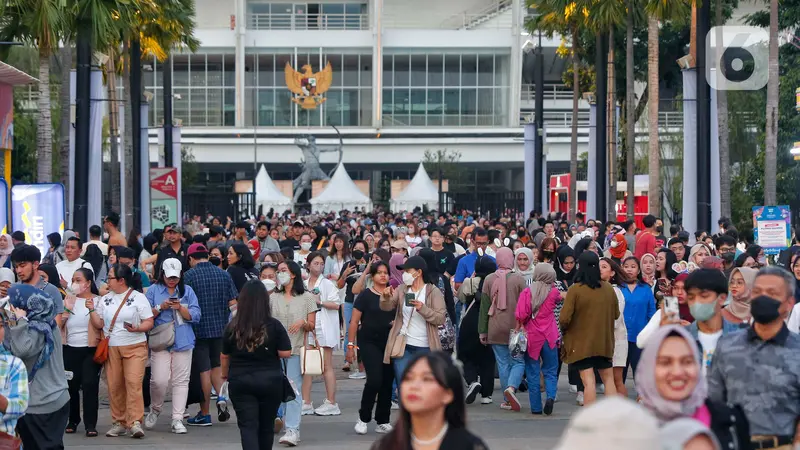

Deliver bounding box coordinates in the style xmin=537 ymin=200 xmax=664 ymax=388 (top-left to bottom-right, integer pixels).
xmin=145 ymin=283 xmax=202 ymax=352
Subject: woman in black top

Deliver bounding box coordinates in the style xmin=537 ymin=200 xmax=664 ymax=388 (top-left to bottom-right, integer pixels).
xmin=347 ymin=261 xmax=396 ymax=435
xmin=221 ymin=280 xmax=292 ymax=450
xmin=227 ymin=242 xmax=259 ymax=291
xmin=372 ymin=352 xmax=488 ymax=450
xmin=338 ymin=239 xmax=368 ymax=375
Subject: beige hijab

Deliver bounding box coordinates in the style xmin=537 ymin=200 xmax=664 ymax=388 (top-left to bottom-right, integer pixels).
xmin=530 ymin=263 xmax=556 ymax=316
xmin=727 ymin=267 xmax=757 ymax=321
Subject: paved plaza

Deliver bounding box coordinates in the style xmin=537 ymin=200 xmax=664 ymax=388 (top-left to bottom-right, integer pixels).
xmin=63 ymin=364 xmax=596 ymax=450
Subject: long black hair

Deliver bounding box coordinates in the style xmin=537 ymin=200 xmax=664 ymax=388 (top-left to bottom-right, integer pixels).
xmin=621 ymin=255 xmax=645 ymax=283
xmin=227 ymin=280 xmax=273 ymax=352
xmin=574 ymin=251 xmax=602 ymax=289
xmin=229 ymin=242 xmax=256 ymax=270
xmin=74 ymin=267 xmax=100 ymax=296
xmin=82 ymin=244 xmax=105 ymax=276
xmin=156 ymin=263 xmax=186 ymax=298
xmin=372 ymin=351 xmax=466 ymax=450
xmin=474 ymin=255 xmax=497 ymax=294
xmin=417 ymin=247 xmax=441 ymax=284
xmin=656 ymin=248 xmax=678 ymax=280
xmin=110 ymin=263 xmax=143 ymax=293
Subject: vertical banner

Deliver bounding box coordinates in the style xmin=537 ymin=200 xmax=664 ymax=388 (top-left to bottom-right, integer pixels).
xmin=150 ymin=168 xmax=178 ymax=229
xmin=0 ymin=179 xmax=8 ymax=234
xmin=0 ymin=83 xmax=13 ymax=150
xmin=68 ymin=71 xmax=77 ymax=228
xmin=752 ymin=205 xmax=791 ymax=255
xmin=11 ymin=184 xmax=65 ymax=258
xmin=173 ymin=127 xmax=182 ymax=224
xmin=140 ymin=103 xmax=151 ymax=234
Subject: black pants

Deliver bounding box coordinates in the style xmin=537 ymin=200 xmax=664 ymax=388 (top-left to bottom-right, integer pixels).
xmin=229 ymin=371 xmax=282 ymax=450
xmin=358 ymin=338 xmax=393 ymax=425
xmin=568 ymin=365 xmax=604 ymax=392
xmin=462 ymin=344 xmax=495 ymax=398
xmin=142 ymin=366 xmax=151 ymax=409
xmin=62 ymin=345 xmax=101 ymax=430
xmin=17 ymin=400 xmax=69 ymax=450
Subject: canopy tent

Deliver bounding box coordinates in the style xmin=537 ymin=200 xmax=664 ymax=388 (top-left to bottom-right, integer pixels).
xmin=391 ymin=162 xmax=439 ymax=211
xmin=255 ymin=165 xmax=293 ymax=213
xmin=309 ymin=163 xmax=372 ymax=212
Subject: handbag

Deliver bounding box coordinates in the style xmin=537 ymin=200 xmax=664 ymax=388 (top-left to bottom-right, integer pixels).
xmin=148 ymin=319 xmax=175 ymax=351
xmin=93 ymin=290 xmax=133 ymax=364
xmin=0 ymin=432 xmax=20 ymax=450
xmin=281 ymin=360 xmax=297 ymax=403
xmin=438 ymin=315 xmax=456 ymax=352
xmin=299 ymin=331 xmax=324 ymax=376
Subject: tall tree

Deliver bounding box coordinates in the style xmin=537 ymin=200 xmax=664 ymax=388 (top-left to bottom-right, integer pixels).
xmin=764 ymin=0 xmax=778 ymax=205
xmin=57 ymin=46 xmax=72 ymax=200
xmin=625 ymin=0 xmax=637 ymax=218
xmin=715 ymin=0 xmax=731 ymax=218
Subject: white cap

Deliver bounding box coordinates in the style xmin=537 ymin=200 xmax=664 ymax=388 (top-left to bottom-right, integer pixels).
xmin=0 ymin=268 xmax=14 ymax=284
xmin=162 ymin=258 xmax=182 ymax=278
xmin=553 ymin=397 xmax=660 ymax=450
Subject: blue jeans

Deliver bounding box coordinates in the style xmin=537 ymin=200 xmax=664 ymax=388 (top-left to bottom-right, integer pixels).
xmin=492 ymin=344 xmax=524 ymax=391
xmin=392 ymin=345 xmax=430 ymax=383
xmin=280 ymin=355 xmax=302 ymax=432
xmin=343 ymin=302 xmax=354 ymax=363
xmin=524 ymin=343 xmax=559 ymax=412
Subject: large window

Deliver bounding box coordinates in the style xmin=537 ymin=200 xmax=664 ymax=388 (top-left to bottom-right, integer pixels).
xmin=247 ymin=2 xmax=368 ymax=30
xmin=382 ymin=51 xmax=509 ymax=127
xmin=145 ymin=53 xmax=236 ymax=127
xmin=244 ymin=49 xmax=372 ymax=127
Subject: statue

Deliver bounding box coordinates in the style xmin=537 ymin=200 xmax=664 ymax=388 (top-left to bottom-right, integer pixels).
xmin=292 ymin=126 xmax=343 ymax=203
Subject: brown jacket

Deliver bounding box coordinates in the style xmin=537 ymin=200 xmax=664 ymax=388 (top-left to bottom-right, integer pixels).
xmin=478 ymin=272 xmax=527 ymax=345
xmin=380 ymin=283 xmax=447 ymax=364
xmin=559 ymin=281 xmax=619 ymax=364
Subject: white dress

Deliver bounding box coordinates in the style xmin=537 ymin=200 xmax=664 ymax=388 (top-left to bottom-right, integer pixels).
xmin=612 ymin=285 xmax=629 ymax=367
xmin=306 ymin=276 xmax=342 ymax=348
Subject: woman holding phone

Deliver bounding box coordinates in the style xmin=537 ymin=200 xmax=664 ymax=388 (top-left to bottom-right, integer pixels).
xmin=144 ymin=258 xmax=201 ymax=434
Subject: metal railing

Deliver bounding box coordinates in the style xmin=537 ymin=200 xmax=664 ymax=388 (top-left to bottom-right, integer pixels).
xmin=520 ymin=84 xmax=574 ymax=101
xmin=440 ymin=0 xmax=513 ymax=29
xmin=518 ymin=110 xmax=690 ymax=129
xmin=248 ymin=12 xmax=369 ymax=30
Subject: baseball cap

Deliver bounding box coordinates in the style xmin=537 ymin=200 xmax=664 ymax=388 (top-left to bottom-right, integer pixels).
xmin=391 ymin=240 xmax=409 ymax=251
xmin=396 ymin=255 xmax=427 ymax=272
xmin=166 ymin=225 xmax=183 ymax=234
xmin=162 ymin=258 xmax=182 ymax=278
xmin=187 ymin=243 xmax=209 ymax=257
xmin=553 ymin=397 xmax=659 ymax=450
xmin=293 ymin=219 xmax=305 ymax=227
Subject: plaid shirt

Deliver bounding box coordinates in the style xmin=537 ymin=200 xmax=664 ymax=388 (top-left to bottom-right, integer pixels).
xmin=0 ymin=352 xmax=28 ymax=436
xmin=184 ymin=262 xmax=238 ymax=339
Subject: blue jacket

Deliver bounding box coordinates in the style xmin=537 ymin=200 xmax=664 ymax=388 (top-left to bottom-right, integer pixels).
xmin=621 ymin=282 xmax=656 ymax=342
xmin=685 ymin=318 xmax=744 ymax=340
xmin=145 ymin=283 xmax=202 ymax=352
xmin=455 ymin=252 xmax=495 ymax=284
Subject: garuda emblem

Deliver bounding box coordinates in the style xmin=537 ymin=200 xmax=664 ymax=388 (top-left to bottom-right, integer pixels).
xmin=285 ymin=62 xmax=333 ymax=110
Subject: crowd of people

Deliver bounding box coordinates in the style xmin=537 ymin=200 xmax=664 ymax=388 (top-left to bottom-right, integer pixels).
xmin=0 ymin=208 xmax=796 ymax=450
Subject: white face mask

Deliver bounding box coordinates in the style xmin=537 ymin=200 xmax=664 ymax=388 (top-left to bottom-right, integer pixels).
xmin=250 ymin=249 xmax=257 ymax=256
xmin=300 ymin=242 xmax=312 ymax=251
xmin=277 ymin=272 xmax=292 ymax=286
xmin=402 ymin=272 xmax=416 ymax=286
xmin=71 ymin=282 xmax=87 ymax=296
xmin=262 ymin=279 xmax=276 ymax=292
xmin=510 ymin=234 xmax=518 ymax=240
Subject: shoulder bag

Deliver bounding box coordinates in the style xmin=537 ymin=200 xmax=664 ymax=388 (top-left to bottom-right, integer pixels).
xmin=281 ymin=359 xmax=297 ymax=403
xmin=390 ymin=288 xmax=415 ymax=359
xmin=299 ymin=330 xmax=324 ymax=376
xmin=93 ymin=290 xmax=133 ymax=364
xmin=148 ymin=314 xmax=176 ymax=351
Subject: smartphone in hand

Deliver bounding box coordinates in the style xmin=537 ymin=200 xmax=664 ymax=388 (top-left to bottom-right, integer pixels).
xmin=404 ymin=292 xmax=416 ymax=307
xmin=664 ymin=296 xmax=679 ymax=320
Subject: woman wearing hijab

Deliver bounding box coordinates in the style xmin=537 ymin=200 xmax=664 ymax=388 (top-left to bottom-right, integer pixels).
xmin=515 ymin=263 xmax=561 ymax=415
xmin=689 ymin=244 xmax=712 ymax=268
xmin=722 ymin=267 xmax=756 ymax=324
xmin=660 ymin=418 xmax=722 ymax=450
xmin=636 ymin=325 xmax=750 ymax=449
xmin=312 ymin=225 xmax=329 ymax=253
xmin=457 ymin=256 xmax=497 ymax=405
xmin=388 ymin=253 xmax=405 ymax=289
xmin=513 ymin=247 xmax=535 ymax=285
xmin=559 ymin=251 xmax=619 ymax=406
xmin=640 ymin=253 xmax=658 ymax=286
xmin=478 ymin=247 xmax=527 ymax=411
xmin=5 ymin=284 xmax=70 ymax=448
xmin=603 ymin=233 xmax=630 ymax=265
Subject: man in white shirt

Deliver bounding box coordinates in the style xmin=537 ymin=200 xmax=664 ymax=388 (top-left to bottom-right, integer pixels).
xmin=56 ymin=237 xmax=88 ymax=289
xmin=81 ymin=225 xmax=109 ymax=256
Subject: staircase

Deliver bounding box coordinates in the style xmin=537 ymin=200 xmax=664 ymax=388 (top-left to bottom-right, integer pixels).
xmin=440 ymin=0 xmax=514 ymax=30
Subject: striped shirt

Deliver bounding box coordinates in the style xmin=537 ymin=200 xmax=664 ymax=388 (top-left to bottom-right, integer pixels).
xmin=0 ymin=352 xmax=28 ymax=436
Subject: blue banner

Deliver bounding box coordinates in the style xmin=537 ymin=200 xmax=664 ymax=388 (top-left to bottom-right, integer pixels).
xmin=11 ymin=184 xmax=65 ymax=259
xmin=0 ymin=179 xmax=7 ymax=235
xmin=752 ymin=205 xmax=792 ymax=255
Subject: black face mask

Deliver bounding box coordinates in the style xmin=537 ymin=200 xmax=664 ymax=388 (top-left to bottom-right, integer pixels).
xmin=656 ymin=226 xmax=664 ymax=234
xmin=750 ymin=295 xmax=783 ymax=324
xmin=721 ymin=251 xmax=735 ymax=263
xmin=352 ymin=250 xmax=365 ymax=260
xmin=209 ymin=256 xmax=222 ymax=266
xmin=542 ymin=250 xmax=555 ymax=260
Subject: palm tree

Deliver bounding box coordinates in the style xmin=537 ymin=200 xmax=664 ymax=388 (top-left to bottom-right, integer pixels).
xmin=644 ymin=0 xmax=691 ymax=215
xmin=764 ymin=0 xmax=778 ymax=205
xmin=0 ymin=0 xmax=67 ymax=183
xmin=715 ymin=0 xmax=730 ymax=218
xmin=625 ymin=0 xmax=637 ymax=219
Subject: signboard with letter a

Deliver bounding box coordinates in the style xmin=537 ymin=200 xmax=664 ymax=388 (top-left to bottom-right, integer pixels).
xmin=150 ymin=168 xmax=178 ymax=229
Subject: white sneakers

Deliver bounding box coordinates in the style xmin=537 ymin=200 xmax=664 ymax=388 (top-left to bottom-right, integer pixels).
xmin=465 ymin=382 xmax=481 ymax=404
xmin=301 ymin=402 xmax=315 ymax=416
xmin=314 ymin=399 xmax=341 ymax=416
xmin=354 ymin=420 xmax=368 ymax=435
xmin=106 ymin=422 xmax=127 ymax=437
xmin=279 ymin=429 xmax=300 ymax=446
xmin=390 ymin=401 xmax=400 ymax=410
xmin=144 ymin=411 xmax=159 ymax=429
xmin=171 ymin=420 xmax=187 ymax=434
xmin=576 ymin=391 xmax=585 ymax=406
xmin=481 ymin=397 xmax=493 ymax=405
xmin=348 ymin=371 xmax=366 ymax=380
xmin=129 ymin=421 xmax=145 ymax=439
xmin=355 ymin=420 xmax=392 ymax=435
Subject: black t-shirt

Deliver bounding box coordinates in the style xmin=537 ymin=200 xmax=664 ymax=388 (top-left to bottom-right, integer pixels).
xmin=222 ymin=317 xmax=291 ymax=376
xmin=340 ymin=259 xmax=367 ymax=303
xmin=280 ymin=238 xmax=299 ymax=250
xmin=432 ymin=248 xmax=455 ymax=275
xmin=353 ymin=289 xmax=395 ymax=343
xmin=227 ymin=264 xmax=259 ymax=292
xmin=155 ymin=243 xmax=188 ymax=279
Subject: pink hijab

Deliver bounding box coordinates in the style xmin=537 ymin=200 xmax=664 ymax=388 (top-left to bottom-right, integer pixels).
xmin=389 ymin=253 xmax=405 ymax=288
xmin=489 ymin=247 xmax=515 ymax=316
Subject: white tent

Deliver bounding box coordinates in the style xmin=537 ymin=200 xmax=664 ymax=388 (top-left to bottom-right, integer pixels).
xmin=309 ymin=163 xmax=372 ymax=212
xmin=391 ymin=162 xmax=439 ymax=211
xmin=255 ymin=165 xmax=293 ymax=213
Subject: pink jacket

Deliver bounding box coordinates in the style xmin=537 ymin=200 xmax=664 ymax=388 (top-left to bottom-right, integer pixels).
xmin=515 ymin=286 xmax=562 ymax=360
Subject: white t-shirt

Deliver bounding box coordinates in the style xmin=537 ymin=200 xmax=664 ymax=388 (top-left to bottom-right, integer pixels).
xmin=697 ymin=329 xmax=723 ymax=377
xmin=401 ymin=285 xmax=429 ymax=348
xmin=306 ymin=276 xmax=342 ymax=348
xmin=81 ymin=240 xmax=109 ymax=256
xmin=56 ymin=258 xmax=89 ymax=289
xmin=97 ymin=289 xmax=154 ymax=347
xmin=294 ymin=251 xmax=310 ymax=268
xmin=65 ymin=296 xmax=100 ymax=347
xmin=788 ymin=303 xmax=800 ymax=334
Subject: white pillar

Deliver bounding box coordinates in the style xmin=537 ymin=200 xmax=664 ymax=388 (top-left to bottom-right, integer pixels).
xmin=586 ymin=102 xmax=597 ymax=219
xmin=68 ymin=71 xmax=76 ymax=229
xmin=541 ymin=126 xmax=549 ymax=216
xmin=524 ymin=122 xmax=534 ymax=214
xmin=372 ymin=0 xmax=383 ymax=128
xmin=508 ymin=0 xmax=522 ymax=126
xmin=709 ymin=69 xmax=721 ymax=233
xmin=682 ymin=69 xmax=698 ymax=236
xmin=173 ymin=127 xmax=182 ymax=223
xmin=235 ymin=0 xmax=246 ymax=127
xmin=87 ymin=69 xmax=104 ymax=228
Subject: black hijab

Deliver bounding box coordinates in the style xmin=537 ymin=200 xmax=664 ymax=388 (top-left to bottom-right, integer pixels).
xmin=555 ymin=245 xmax=576 ymax=283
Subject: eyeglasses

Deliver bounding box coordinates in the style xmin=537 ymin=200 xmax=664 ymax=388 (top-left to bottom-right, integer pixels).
xmin=262 ymin=262 xmax=278 ymax=268
xmin=107 ymin=276 xmax=118 ymax=280
xmin=474 ymin=241 xmax=489 ymax=247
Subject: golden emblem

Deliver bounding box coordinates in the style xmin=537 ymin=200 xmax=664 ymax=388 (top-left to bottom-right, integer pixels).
xmin=285 ymin=62 xmax=333 ymax=109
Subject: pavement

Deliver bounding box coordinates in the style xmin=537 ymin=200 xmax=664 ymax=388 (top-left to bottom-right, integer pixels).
xmin=63 ymin=357 xmax=622 ymax=450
